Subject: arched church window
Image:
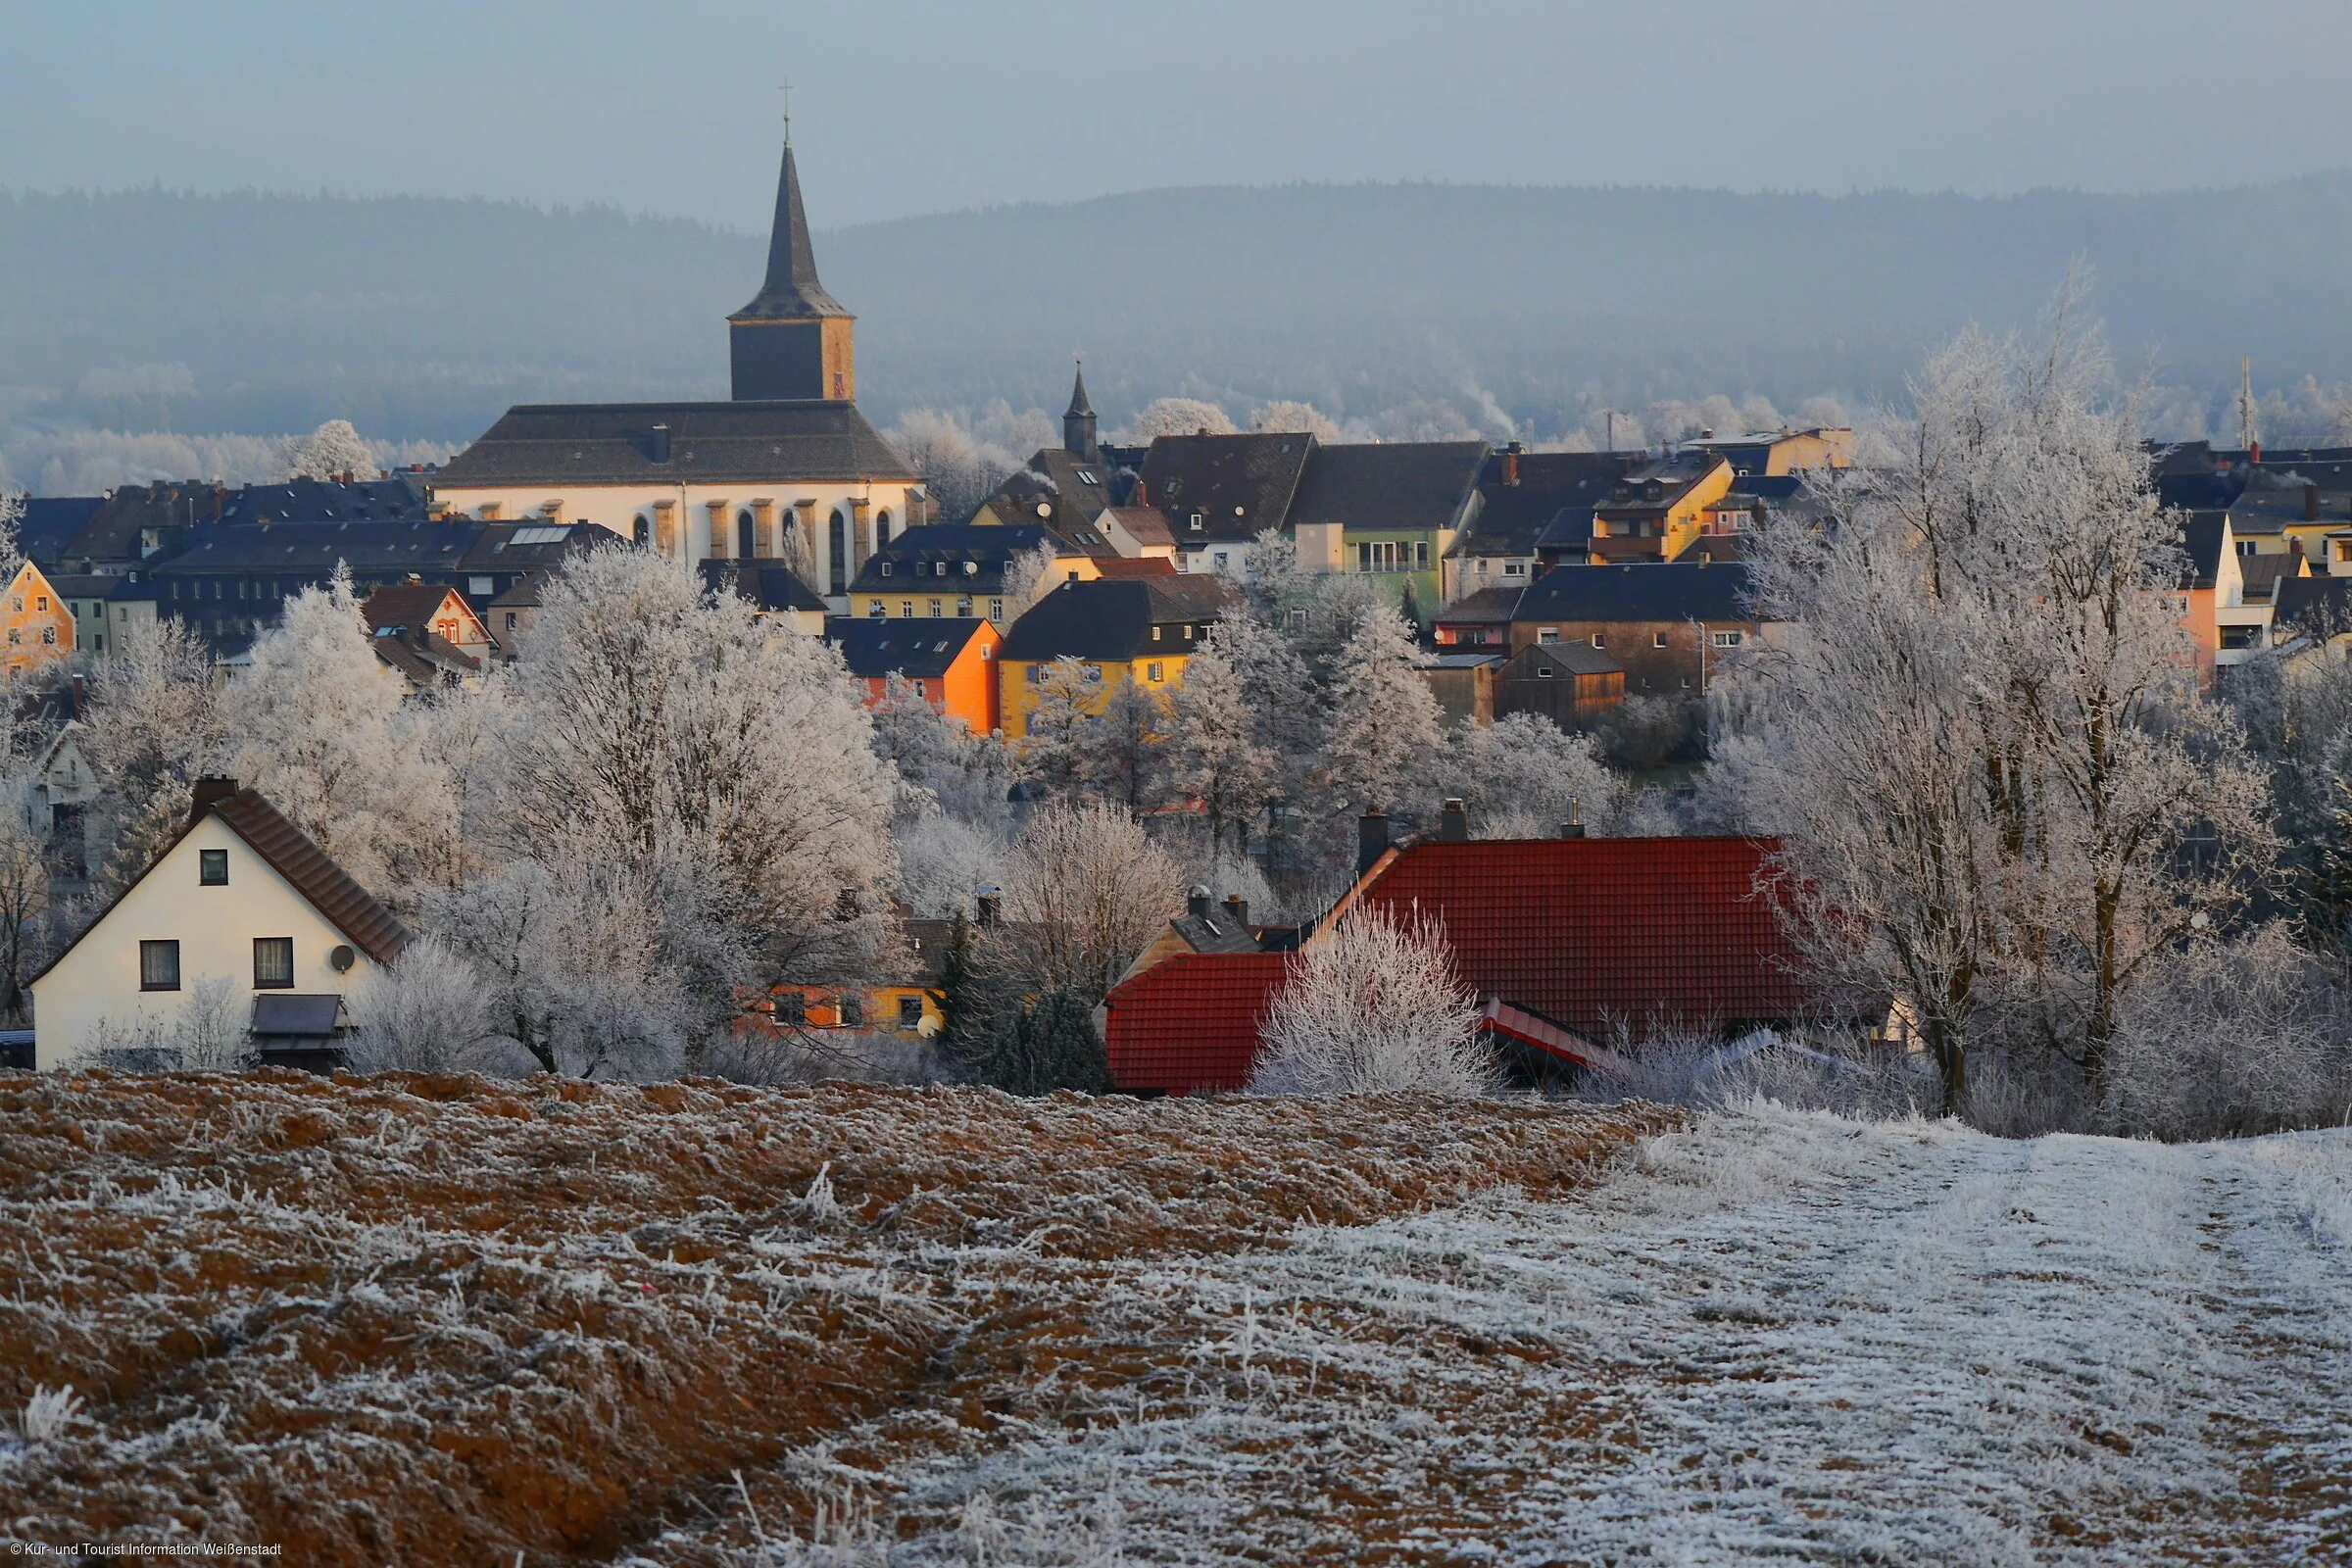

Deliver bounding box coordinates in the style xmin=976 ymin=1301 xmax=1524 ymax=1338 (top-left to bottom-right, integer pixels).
xmin=875 ymin=510 xmax=892 ymax=548
xmin=828 ymin=511 xmax=848 ymax=594
xmin=634 ymin=515 xmax=651 ymax=547
xmin=737 ymin=510 xmax=757 ymax=559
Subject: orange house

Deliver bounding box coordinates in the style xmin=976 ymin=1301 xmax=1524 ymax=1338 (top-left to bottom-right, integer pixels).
xmin=0 ymin=562 xmax=75 ymax=680
xmin=825 ymin=615 xmax=1003 ymax=735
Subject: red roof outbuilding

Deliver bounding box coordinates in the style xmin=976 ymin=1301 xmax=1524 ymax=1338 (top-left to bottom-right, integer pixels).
xmin=1102 ymin=952 xmax=1292 ymax=1094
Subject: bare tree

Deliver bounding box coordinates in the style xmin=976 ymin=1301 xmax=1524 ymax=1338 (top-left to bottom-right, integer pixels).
xmin=1252 ymin=902 xmax=1493 ymax=1097
xmin=1120 ymin=398 xmax=1236 ymax=443
xmin=999 ymin=799 xmax=1183 ymax=1002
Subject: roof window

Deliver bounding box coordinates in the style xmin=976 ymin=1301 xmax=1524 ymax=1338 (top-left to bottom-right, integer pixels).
xmin=1189 ymin=514 xmax=1204 ymax=531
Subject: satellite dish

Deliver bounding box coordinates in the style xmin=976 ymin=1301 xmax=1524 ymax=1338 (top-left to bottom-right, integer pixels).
xmin=1035 ymin=502 xmax=1052 ymax=518
xmin=328 ymin=945 xmax=357 ymax=972
xmin=963 ymin=560 xmax=978 ymax=575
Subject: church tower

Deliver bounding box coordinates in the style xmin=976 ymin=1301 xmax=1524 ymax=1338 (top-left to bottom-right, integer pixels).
xmin=1062 ymin=359 xmax=1099 ymax=461
xmin=729 ymin=129 xmax=855 ymax=402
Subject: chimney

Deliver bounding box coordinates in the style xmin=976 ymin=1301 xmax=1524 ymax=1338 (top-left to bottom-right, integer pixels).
xmin=2251 ymin=439 xmax=2263 ymax=466
xmin=1700 ymin=427 xmax=1715 ymax=441
xmin=1357 ymin=810 xmax=1391 ymax=877
xmin=70 ymin=673 xmax=85 ymax=718
xmin=650 ymin=423 xmax=672 ymax=464
xmin=975 ymin=885 xmax=1001 ymax=927
xmin=189 ymin=775 xmax=240 ymax=824
xmin=2307 ymin=482 xmax=2322 ymax=522
xmin=1223 ymin=892 xmax=1250 ymax=928
xmin=1501 ymin=442 xmax=1521 ymax=487
xmin=1560 ymin=796 xmax=1586 ymax=838
xmin=1132 ymin=478 xmax=1147 ymax=506
xmin=1440 ymin=798 xmax=1469 ymax=842
xmin=1187 ymin=884 xmax=1212 ymax=920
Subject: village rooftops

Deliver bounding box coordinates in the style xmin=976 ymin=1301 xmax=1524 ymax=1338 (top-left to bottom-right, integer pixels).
xmin=1287 ymin=441 xmax=1487 ymax=535
xmin=703 ymin=561 xmax=829 ymax=615
xmin=824 ymin=616 xmax=994 ymax=680
xmin=1136 ymin=430 xmax=1316 ymax=543
xmin=434 ymin=400 xmax=913 ymax=488
xmin=999 ymin=574 xmax=1236 ymax=663
xmin=1596 ymin=453 xmax=1732 ymax=518
xmin=1451 ymin=451 xmax=1637 ymax=559
xmin=218 ymin=479 xmax=428 ymax=525
xmin=852 ymin=522 xmax=1068 ymax=596
xmin=1512 ymin=561 xmax=1760 ymax=624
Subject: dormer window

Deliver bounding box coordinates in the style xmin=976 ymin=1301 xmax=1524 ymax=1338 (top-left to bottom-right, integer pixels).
xmin=1189 ymin=513 xmax=1204 ymax=531
xmin=880 ymin=563 xmax=892 ymax=576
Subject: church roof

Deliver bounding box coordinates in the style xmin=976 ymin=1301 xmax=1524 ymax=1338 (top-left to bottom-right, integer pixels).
xmin=1066 ymin=362 xmax=1096 ymax=419
xmin=730 ymin=142 xmax=850 ymax=322
xmin=435 ymin=401 xmax=914 ymax=487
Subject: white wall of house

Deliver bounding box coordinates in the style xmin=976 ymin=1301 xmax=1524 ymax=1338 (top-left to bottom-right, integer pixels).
xmin=432 ymin=480 xmax=926 ymax=603
xmin=30 ymin=814 xmax=385 ymax=1069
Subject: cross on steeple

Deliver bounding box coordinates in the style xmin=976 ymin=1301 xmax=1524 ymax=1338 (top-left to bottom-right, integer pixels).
xmin=779 ymin=78 xmax=793 ymax=146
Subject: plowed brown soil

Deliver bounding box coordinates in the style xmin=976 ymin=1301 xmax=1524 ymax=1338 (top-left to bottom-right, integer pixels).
xmin=0 ymin=1071 xmax=1675 ymax=1563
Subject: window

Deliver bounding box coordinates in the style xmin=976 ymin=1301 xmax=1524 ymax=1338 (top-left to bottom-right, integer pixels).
xmin=506 ymin=612 xmax=518 ymax=631
xmin=1026 ymin=665 xmax=1044 ymax=684
xmin=1653 ymin=631 xmax=1669 ymax=648
xmin=2238 ymin=540 xmax=2257 ymax=557
xmin=957 ymin=597 xmax=973 ymax=616
xmin=775 ymin=992 xmax=808 ymax=1026
xmin=868 ymin=601 xmax=886 ymax=618
xmin=1189 ymin=513 xmax=1204 ymax=531
xmin=1175 ymin=554 xmax=1190 ymax=572
xmin=140 ymin=940 xmax=180 ymax=992
xmin=1415 ymin=542 xmax=1430 ymax=569
xmin=34 ymin=596 xmax=46 ymax=612
xmin=1538 ymin=628 xmax=1559 ymax=645
xmin=912 ymin=679 xmax=927 ymax=699
xmin=1184 ymin=624 xmax=1194 ymax=640
xmin=8 ymin=598 xmax=18 ymax=612
xmin=1214 ymin=552 xmax=1230 ymax=571
xmin=1503 ymin=562 xmax=1527 ymax=577
xmin=1147 ymin=662 xmax=1163 ymax=681
xmin=1589 ymin=633 xmax=1605 ymax=648
xmin=253 ymin=937 xmax=294 ymax=990
xmin=199 ymin=849 xmax=227 ymax=886
xmin=898 ymin=996 xmax=924 ymax=1029
xmin=840 ymin=994 xmax=866 ymax=1027
xmin=1152 ymin=625 xmax=1162 ymax=642
xmin=92 ymin=635 xmax=103 ymax=654
xmin=6 ymin=630 xmax=17 ymax=645
xmin=929 ymin=599 xmax=943 ymax=617
xmin=1076 ymin=468 xmax=1099 ymax=486
xmin=40 ymin=627 xmax=54 ymax=645
xmin=901 ymin=601 xmax=914 ymax=617
xmin=990 ymin=598 xmax=1004 ymax=619
xmin=1537 ymin=665 xmax=1554 ymax=679
xmin=471 ymin=576 xmax=496 ymax=598
xmin=1710 ymin=630 xmax=1744 ymax=648
xmin=1084 ymin=664 xmax=1103 ymax=683
xmin=880 ymin=562 xmax=893 ymax=577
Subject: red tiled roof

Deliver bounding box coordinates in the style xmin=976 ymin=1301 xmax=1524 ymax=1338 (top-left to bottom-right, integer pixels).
xmin=1092 ymin=557 xmax=1178 ymax=578
xmin=1346 ymin=836 xmax=1806 ymax=1037
xmin=1102 ymin=952 xmax=1291 ymax=1094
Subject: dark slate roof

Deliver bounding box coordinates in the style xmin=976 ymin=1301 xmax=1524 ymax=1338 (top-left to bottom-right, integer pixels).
xmin=455 ymin=520 xmax=605 ymax=574
xmin=1454 ymin=452 xmax=1636 ymax=558
xmin=730 ymin=142 xmax=849 ymax=321
xmin=46 ymin=573 xmax=127 ymax=601
xmin=56 ymin=482 xmax=219 ymax=567
xmin=219 ymin=479 xmax=426 ymax=525
xmin=2226 ymin=492 xmax=2308 ymax=535
xmin=1596 ymin=453 xmax=1730 ymax=517
xmin=703 ymin=561 xmax=828 ymax=613
xmin=2274 ymin=574 xmax=2352 ymax=634
xmin=853 ymin=522 xmax=1063 ymax=596
xmin=1137 ymin=431 xmax=1315 ymax=543
xmin=985 ymin=450 xmax=1117 ymax=547
xmin=1065 ymin=363 xmax=1096 ymax=419
xmin=1000 ymin=575 xmax=1235 ymax=662
xmin=435 ymin=401 xmax=912 ymax=487
xmin=1288 ymin=441 xmax=1486 ymax=536
xmin=1670 ymin=532 xmax=1754 ymax=564
xmin=1435 ymin=585 xmax=1525 ymax=625
xmin=2180 ymin=513 xmax=2227 ymax=591
xmin=824 ymin=616 xmax=989 ymax=680
xmin=152 ymin=520 xmax=481 ymax=576
xmin=1512 ymin=562 xmax=1760 ymax=624
xmin=19 ymin=498 xmax=100 ymax=567
xmin=1503 ymin=642 xmax=1625 ymax=678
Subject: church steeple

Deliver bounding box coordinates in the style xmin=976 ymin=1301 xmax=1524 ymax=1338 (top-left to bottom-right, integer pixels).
xmin=1062 ymin=358 xmax=1099 ymax=461
xmin=729 ymin=129 xmax=856 ymax=402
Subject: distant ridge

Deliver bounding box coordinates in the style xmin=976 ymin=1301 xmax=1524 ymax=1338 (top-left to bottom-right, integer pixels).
xmin=4 ymin=175 xmax=2351 ymax=444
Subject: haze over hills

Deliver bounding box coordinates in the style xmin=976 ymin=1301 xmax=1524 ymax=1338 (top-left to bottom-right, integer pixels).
xmin=3 ymin=173 xmax=2351 ymax=488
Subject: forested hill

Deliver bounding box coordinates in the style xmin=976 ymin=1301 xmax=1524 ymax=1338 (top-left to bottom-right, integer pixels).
xmin=4 ymin=174 xmax=2351 ymax=444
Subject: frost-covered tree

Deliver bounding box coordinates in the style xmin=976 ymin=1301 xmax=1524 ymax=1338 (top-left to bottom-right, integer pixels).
xmin=1729 ymin=291 xmax=2277 ymax=1111
xmin=885 ymin=409 xmax=1020 ymax=521
xmin=216 ymin=565 xmax=418 ymax=899
xmin=1016 ymin=657 xmax=1099 ymax=797
xmin=1089 ymin=678 xmax=1172 ymax=812
xmin=0 ymin=768 xmax=50 ymax=1023
xmin=277 ymin=418 xmax=377 ymax=482
xmin=1317 ymin=606 xmax=1444 ymax=819
xmin=0 ymin=487 xmax=24 ymax=582
xmin=1252 ymin=902 xmax=1492 ymax=1097
xmin=1249 ymin=401 xmax=1342 ymax=442
xmin=1121 ymin=398 xmax=1236 ymax=443
xmin=1002 ymin=539 xmax=1061 ymax=618
xmin=343 ymin=936 xmax=498 ymax=1074
xmin=1435 ymin=713 xmax=1623 ymax=839
xmin=486 ymin=547 xmax=899 ymax=1022
xmin=1169 ymin=628 xmax=1281 ymax=858
xmin=1000 ymin=799 xmax=1183 ymax=1002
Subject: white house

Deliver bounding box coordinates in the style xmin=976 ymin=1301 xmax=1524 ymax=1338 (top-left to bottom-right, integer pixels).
xmin=29 ymin=779 xmax=410 ymax=1070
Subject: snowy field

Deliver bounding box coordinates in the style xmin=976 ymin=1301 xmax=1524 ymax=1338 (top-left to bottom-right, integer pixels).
xmin=0 ymin=1074 xmax=2346 ymax=1565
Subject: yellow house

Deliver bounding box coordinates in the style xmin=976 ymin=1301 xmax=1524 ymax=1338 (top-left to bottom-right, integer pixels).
xmin=1685 ymin=427 xmax=1856 ymax=476
xmin=756 ymin=915 xmax=954 ymax=1038
xmin=0 ymin=561 xmax=75 ymax=680
xmin=997 ymin=575 xmax=1235 ymax=739
xmin=846 ymin=522 xmax=1100 ymax=623
xmin=1589 ymin=455 xmax=1736 ymax=564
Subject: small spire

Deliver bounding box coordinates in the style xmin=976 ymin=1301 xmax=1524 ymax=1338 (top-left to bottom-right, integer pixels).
xmin=1065 ymin=357 xmax=1096 ymax=419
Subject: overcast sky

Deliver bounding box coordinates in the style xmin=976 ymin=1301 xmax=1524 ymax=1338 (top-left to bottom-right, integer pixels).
xmin=7 ymin=0 xmax=2350 ymax=231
